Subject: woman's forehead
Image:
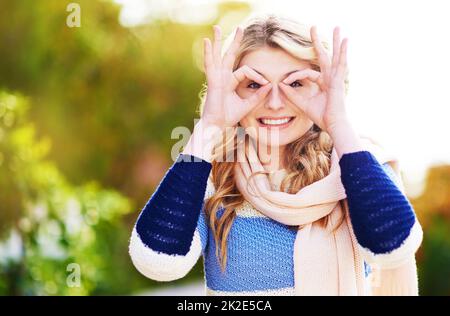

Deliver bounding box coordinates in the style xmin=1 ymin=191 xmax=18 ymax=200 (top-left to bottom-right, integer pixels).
xmin=239 ymin=47 xmax=312 ymax=80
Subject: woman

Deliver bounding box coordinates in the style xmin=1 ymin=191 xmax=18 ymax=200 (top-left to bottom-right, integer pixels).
xmin=129 ymin=14 xmax=423 ymax=296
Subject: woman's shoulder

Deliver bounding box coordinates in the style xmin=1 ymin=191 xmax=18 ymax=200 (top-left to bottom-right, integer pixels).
xmin=203 ymin=175 xmax=269 ymax=218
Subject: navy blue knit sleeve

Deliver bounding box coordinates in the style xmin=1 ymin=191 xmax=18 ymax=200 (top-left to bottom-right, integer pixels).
xmin=339 ymin=151 xmax=416 ymax=255
xmin=135 ymin=153 xmax=212 ymax=256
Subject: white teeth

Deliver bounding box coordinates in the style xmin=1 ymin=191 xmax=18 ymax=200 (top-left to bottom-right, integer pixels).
xmin=260 ymin=118 xmax=291 ymax=125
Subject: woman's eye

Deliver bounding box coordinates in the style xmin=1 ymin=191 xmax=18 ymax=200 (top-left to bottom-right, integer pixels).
xmin=247 ymin=82 xmax=261 ymax=90
xmin=290 ymin=80 xmax=303 ymax=88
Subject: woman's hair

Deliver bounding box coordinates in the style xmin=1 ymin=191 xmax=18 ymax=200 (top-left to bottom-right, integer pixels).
xmin=198 ymin=13 xmax=348 ymax=272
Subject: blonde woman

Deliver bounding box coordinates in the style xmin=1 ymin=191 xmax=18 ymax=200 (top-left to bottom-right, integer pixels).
xmin=129 ymin=14 xmax=423 ymax=296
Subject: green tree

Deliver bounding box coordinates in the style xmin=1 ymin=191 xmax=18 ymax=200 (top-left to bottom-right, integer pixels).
xmin=0 ymin=90 xmax=147 ymax=295
xmin=0 ymin=0 xmax=251 ymax=204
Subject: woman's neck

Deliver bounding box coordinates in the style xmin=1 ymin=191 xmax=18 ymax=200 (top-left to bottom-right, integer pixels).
xmin=258 ymin=144 xmax=286 ymax=173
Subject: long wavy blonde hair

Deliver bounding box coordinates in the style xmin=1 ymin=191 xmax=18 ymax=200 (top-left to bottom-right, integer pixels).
xmin=198 ymin=14 xmax=348 ymax=272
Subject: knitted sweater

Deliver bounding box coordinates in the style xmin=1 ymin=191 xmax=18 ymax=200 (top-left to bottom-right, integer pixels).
xmin=129 ymin=151 xmax=423 ymax=295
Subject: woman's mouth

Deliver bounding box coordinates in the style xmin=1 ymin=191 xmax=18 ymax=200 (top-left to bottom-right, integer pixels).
xmin=257 ymin=116 xmax=295 ymax=129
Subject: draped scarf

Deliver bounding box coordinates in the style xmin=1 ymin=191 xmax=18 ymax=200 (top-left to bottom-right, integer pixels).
xmin=233 ymin=136 xmax=400 ymax=295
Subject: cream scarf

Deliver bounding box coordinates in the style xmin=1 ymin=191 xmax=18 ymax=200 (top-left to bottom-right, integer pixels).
xmin=233 ymin=136 xmax=416 ymax=296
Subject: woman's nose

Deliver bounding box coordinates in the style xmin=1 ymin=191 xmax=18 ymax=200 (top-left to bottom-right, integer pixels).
xmin=265 ymin=84 xmax=284 ymax=111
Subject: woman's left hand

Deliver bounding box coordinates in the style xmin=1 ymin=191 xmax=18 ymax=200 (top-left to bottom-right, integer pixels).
xmin=278 ymin=26 xmax=349 ymax=134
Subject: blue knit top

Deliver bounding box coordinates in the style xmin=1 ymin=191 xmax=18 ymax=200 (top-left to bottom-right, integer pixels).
xmin=129 ymin=151 xmax=422 ymax=295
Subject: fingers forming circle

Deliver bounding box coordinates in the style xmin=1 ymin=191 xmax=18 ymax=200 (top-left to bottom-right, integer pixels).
xmin=231 ymin=65 xmax=268 ymax=91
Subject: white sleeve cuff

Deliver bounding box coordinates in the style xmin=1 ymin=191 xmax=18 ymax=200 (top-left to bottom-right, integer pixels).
xmin=360 ymin=220 xmax=423 ymax=269
xmin=128 ymin=226 xmax=202 ymax=282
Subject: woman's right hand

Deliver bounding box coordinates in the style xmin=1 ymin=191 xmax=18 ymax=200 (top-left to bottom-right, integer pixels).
xmin=201 ymin=25 xmax=273 ymax=130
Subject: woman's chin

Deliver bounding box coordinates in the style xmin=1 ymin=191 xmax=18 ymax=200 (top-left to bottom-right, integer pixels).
xmin=250 ymin=136 xmax=291 ymax=149
xmin=239 ymin=124 xmax=298 ymax=148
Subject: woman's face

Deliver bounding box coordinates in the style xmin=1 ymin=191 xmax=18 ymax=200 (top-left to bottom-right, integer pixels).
xmin=236 ymin=46 xmax=319 ymax=148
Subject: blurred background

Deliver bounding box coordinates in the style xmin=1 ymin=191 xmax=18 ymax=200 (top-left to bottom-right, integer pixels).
xmin=0 ymin=0 xmax=449 ymax=296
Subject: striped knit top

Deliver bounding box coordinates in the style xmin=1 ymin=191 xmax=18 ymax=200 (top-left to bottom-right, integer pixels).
xmin=129 ymin=150 xmax=423 ymax=295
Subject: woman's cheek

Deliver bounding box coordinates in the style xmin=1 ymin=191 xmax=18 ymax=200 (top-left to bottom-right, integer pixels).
xmin=292 ymin=119 xmax=314 ymax=139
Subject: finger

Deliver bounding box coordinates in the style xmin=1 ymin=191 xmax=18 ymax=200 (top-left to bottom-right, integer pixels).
xmin=241 ymin=83 xmax=272 ymax=114
xmin=310 ymin=26 xmax=330 ymax=72
xmin=282 ymin=69 xmax=325 ymax=90
xmin=223 ymin=26 xmax=244 ymax=70
xmin=203 ymin=38 xmax=213 ymax=74
xmin=335 ymin=38 xmax=348 ymax=81
xmin=212 ymin=25 xmax=222 ymax=66
xmin=231 ymin=65 xmax=268 ymax=90
xmin=332 ymin=27 xmax=341 ymax=71
xmin=278 ymin=82 xmax=307 ymax=111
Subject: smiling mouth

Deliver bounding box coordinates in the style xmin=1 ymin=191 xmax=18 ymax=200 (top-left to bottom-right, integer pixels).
xmin=257 ymin=116 xmax=295 ymax=129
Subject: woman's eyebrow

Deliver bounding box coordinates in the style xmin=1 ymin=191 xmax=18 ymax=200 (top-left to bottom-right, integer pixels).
xmin=251 ymin=68 xmax=300 ymax=79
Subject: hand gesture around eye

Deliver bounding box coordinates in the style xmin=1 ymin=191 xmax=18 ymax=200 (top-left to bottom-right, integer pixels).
xmin=279 ymin=26 xmax=349 ymax=134
xmin=201 ymin=25 xmax=273 ymax=131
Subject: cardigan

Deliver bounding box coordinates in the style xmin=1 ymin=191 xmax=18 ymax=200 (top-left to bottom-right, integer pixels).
xmin=129 ymin=151 xmax=422 ymax=295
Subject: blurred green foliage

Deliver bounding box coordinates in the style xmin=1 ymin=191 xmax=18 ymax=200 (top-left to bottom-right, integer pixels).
xmin=0 ymin=0 xmax=250 ymax=295
xmin=0 ymin=0 xmax=251 ymax=203
xmin=412 ymin=166 xmax=450 ymax=295
xmin=0 ymin=90 xmax=140 ymax=295
xmin=0 ymin=0 xmax=449 ymax=296
xmin=0 ymin=0 xmax=204 ymax=202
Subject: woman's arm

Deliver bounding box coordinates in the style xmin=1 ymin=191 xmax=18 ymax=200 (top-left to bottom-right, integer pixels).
xmin=329 ymin=118 xmax=422 ymax=269
xmin=337 ymin=147 xmax=423 ymax=268
xmin=129 ymin=123 xmax=214 ymax=281
xmin=129 ymin=199 xmax=209 ymax=282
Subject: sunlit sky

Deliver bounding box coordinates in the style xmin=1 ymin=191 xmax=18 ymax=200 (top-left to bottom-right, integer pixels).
xmin=113 ymin=0 xmax=450 ymax=196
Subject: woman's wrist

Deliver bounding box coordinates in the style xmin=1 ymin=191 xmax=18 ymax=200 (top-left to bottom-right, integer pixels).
xmin=327 ymin=118 xmax=365 ymax=159
xmin=181 ymin=118 xmax=223 ymax=163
